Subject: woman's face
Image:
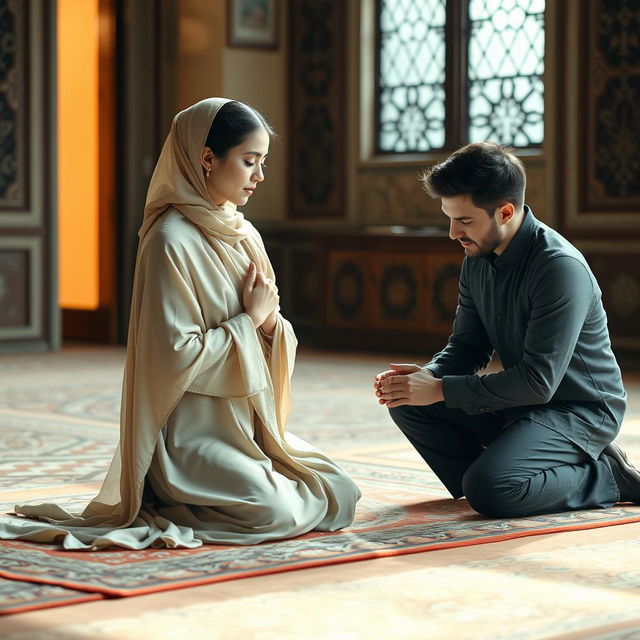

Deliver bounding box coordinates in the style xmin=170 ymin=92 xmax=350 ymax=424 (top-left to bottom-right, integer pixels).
xmin=204 ymin=127 xmax=270 ymax=207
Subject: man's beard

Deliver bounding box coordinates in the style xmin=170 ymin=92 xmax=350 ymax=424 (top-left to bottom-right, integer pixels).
xmin=459 ymin=218 xmax=502 ymax=256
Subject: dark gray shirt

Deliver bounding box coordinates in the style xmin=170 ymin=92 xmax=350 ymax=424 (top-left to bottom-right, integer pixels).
xmin=427 ymin=207 xmax=627 ymax=457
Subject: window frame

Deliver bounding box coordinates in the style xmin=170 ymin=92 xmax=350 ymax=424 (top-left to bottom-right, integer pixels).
xmin=368 ymin=0 xmax=545 ymax=161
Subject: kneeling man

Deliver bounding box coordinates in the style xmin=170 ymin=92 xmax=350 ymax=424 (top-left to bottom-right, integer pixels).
xmin=374 ymin=142 xmax=640 ymax=518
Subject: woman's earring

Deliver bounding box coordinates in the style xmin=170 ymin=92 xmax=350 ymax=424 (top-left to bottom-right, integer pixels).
xmin=205 ymin=168 xmax=211 ymax=179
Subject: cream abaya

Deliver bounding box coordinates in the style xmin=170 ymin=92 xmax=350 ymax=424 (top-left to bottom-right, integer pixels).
xmin=0 ymin=98 xmax=360 ymax=549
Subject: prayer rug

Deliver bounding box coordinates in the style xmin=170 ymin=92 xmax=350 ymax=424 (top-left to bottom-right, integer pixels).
xmin=2 ymin=468 xmax=640 ymax=614
xmin=2 ymin=348 xmax=640 ymax=616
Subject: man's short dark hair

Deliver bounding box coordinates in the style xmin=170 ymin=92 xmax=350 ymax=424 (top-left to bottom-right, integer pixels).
xmin=421 ymin=142 xmax=526 ymax=215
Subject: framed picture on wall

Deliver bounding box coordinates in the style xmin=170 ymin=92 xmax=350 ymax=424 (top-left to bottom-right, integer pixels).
xmin=228 ymin=0 xmax=279 ymax=49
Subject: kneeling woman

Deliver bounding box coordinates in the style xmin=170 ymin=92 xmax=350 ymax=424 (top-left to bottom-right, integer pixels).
xmin=0 ymin=98 xmax=360 ymax=549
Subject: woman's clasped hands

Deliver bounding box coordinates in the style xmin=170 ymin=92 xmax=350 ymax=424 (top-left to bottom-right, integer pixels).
xmin=243 ymin=262 xmax=279 ymax=335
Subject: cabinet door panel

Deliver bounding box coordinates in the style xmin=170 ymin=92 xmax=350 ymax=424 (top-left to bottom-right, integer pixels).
xmin=0 ymin=3 xmax=58 ymax=352
xmin=425 ymin=253 xmax=462 ymax=334
xmin=326 ymin=251 xmax=371 ymax=328
xmin=290 ymin=246 xmax=323 ymax=325
xmin=372 ymin=253 xmax=425 ymax=330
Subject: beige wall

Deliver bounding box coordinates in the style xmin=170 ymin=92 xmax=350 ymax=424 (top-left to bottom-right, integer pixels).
xmin=173 ymin=0 xmax=289 ymax=222
xmin=223 ymin=0 xmax=289 ymax=222
xmin=175 ymin=0 xmax=225 ymax=111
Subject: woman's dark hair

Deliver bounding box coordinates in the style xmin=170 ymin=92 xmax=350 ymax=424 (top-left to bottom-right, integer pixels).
xmin=421 ymin=142 xmax=526 ymax=215
xmin=205 ymin=101 xmax=275 ymax=157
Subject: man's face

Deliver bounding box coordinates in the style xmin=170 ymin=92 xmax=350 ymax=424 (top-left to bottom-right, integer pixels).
xmin=442 ymin=195 xmax=506 ymax=257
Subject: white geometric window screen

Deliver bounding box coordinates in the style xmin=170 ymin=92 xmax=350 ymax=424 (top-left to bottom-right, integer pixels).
xmin=378 ymin=0 xmax=447 ymax=152
xmin=377 ymin=0 xmax=545 ymax=152
xmin=468 ymin=0 xmax=544 ymax=146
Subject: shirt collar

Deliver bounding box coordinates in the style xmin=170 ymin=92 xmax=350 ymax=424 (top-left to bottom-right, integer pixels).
xmin=487 ymin=205 xmax=537 ymax=270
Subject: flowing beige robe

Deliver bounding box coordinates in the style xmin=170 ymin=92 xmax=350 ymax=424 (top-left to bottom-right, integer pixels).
xmin=0 ymin=98 xmax=360 ymax=549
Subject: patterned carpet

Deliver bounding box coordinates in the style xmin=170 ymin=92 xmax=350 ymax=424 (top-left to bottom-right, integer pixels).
xmin=2 ymin=485 xmax=639 ymax=611
xmin=1 ymin=346 xmax=640 ymax=637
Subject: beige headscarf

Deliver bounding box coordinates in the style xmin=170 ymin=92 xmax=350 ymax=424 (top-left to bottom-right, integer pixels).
xmin=140 ymin=97 xmax=247 ymax=244
xmin=11 ymin=97 xmax=296 ymax=545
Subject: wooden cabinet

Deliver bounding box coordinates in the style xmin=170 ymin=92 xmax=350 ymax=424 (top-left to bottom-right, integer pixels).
xmin=259 ymin=226 xmax=462 ymax=353
xmin=326 ymin=251 xmax=428 ymax=331
xmin=326 ymin=250 xmax=461 ymax=334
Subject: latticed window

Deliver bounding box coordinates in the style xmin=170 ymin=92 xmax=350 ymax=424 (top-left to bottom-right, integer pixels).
xmin=376 ymin=0 xmax=545 ymax=153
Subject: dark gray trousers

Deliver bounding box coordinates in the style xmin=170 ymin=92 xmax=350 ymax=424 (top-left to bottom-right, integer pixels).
xmin=388 ymin=402 xmax=620 ymax=518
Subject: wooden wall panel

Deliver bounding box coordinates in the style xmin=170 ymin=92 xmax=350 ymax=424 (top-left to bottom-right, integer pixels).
xmin=562 ymin=0 xmax=640 ymax=230
xmin=0 ymin=2 xmax=57 ymax=353
xmin=289 ymin=0 xmax=346 ymax=218
xmin=581 ymin=0 xmax=640 ymax=212
xmin=558 ymin=1 xmax=640 ymax=361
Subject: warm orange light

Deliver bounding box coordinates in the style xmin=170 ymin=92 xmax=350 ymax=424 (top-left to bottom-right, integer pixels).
xmin=58 ymin=0 xmax=100 ymax=309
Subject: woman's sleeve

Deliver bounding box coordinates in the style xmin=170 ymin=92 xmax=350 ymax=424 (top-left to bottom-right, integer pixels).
xmin=136 ymin=230 xmax=270 ymax=400
xmin=261 ymin=314 xmax=297 ymax=436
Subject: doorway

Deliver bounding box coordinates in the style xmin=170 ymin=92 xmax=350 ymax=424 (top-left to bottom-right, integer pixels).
xmin=58 ymin=0 xmax=117 ymax=342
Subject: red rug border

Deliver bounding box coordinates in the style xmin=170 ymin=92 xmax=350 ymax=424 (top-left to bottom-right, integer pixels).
xmin=1 ymin=592 xmax=104 ymax=617
xmin=1 ymin=512 xmax=639 ymax=600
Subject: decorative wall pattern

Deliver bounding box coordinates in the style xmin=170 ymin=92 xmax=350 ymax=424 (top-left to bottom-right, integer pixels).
xmin=289 ymin=0 xmax=346 ymax=217
xmin=357 ymin=169 xmax=443 ymax=227
xmin=0 ymin=0 xmax=26 ymax=211
xmin=584 ymin=0 xmax=640 ymax=207
xmin=357 ymin=164 xmax=549 ymax=227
